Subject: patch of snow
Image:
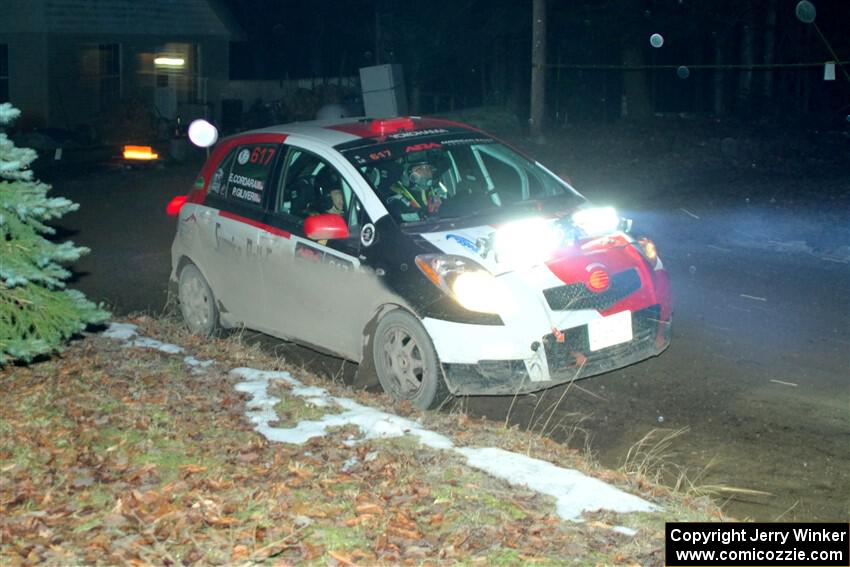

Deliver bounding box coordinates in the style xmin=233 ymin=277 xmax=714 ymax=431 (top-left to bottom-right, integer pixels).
xmin=457 ymin=447 xmax=657 ymax=521
xmin=230 ymin=369 xmax=655 ymax=521
xmin=341 ymin=457 xmax=359 ymax=472
xmin=230 ymin=369 xmax=455 ymax=449
xmin=613 ymin=526 xmax=638 ymax=537
xmin=184 ymin=356 xmax=214 ymax=368
xmin=292 ymin=386 xmax=329 ymax=398
xmin=230 ymin=367 xmax=301 ymax=387
xmin=103 ymin=323 xmax=138 ymax=340
xmin=127 ymin=337 xmax=184 ymax=354
xmin=104 ymin=328 xmax=660 ymax=523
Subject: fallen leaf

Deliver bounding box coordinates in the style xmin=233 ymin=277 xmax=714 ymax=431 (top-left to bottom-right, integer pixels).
xmin=328 ymin=549 xmax=356 ymax=565
xmin=179 ymin=464 xmax=207 ymax=476
xmin=355 ymin=503 xmax=382 ymax=515
xmin=231 ymin=545 xmax=250 ymax=560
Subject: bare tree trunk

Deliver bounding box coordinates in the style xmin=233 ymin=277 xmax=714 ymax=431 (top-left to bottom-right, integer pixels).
xmin=713 ymin=34 xmax=724 ymax=117
xmin=738 ymin=10 xmax=755 ymax=113
xmin=530 ymin=0 xmax=546 ymax=142
xmin=763 ymin=0 xmax=777 ymax=102
xmin=622 ymin=45 xmax=651 ymax=120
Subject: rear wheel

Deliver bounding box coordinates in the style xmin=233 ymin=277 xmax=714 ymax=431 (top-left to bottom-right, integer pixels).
xmin=178 ymin=264 xmax=219 ymax=337
xmin=373 ymin=310 xmax=449 ymax=410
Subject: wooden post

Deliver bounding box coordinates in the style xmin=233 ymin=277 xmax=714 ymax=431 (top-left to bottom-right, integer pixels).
xmin=530 ymin=0 xmax=547 ymax=143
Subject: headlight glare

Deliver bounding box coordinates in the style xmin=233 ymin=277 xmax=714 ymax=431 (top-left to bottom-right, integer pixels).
xmin=493 ymin=217 xmax=563 ymax=268
xmin=572 ymin=206 xmax=620 ymax=236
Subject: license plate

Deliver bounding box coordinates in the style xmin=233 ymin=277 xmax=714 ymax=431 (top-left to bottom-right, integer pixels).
xmin=588 ymin=310 xmax=633 ymax=351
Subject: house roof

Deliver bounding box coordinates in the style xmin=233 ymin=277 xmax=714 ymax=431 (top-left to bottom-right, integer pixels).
xmin=0 ymin=0 xmax=244 ymax=39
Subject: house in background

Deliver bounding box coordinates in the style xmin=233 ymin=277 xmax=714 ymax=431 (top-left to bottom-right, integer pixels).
xmin=0 ymin=0 xmax=242 ymax=134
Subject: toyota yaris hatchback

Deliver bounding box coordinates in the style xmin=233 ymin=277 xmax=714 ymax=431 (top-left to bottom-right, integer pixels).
xmin=168 ymin=117 xmax=671 ymax=409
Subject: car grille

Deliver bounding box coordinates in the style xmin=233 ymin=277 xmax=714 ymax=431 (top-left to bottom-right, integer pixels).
xmin=543 ymin=305 xmax=661 ymax=374
xmin=543 ymin=268 xmax=641 ymax=311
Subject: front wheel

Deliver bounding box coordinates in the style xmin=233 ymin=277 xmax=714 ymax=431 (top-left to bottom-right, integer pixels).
xmin=373 ymin=310 xmax=449 ymax=410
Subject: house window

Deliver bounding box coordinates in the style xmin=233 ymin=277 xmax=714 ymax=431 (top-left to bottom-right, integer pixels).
xmin=0 ymin=44 xmax=8 ymax=103
xmin=155 ymin=43 xmax=204 ymax=103
xmin=98 ymin=44 xmax=121 ymax=110
xmin=81 ymin=43 xmax=121 ymax=112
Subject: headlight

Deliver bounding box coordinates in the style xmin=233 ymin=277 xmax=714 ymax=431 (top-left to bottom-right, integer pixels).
xmin=415 ymin=254 xmax=515 ymax=314
xmin=571 ymin=206 xmax=621 ymax=236
xmin=492 ymin=217 xmax=563 ymax=269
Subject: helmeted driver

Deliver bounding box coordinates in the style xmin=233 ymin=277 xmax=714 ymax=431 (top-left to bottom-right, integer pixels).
xmin=387 ymin=158 xmax=447 ymax=216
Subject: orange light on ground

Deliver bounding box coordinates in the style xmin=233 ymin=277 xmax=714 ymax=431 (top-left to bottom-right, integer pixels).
xmin=123 ymin=145 xmax=159 ymax=161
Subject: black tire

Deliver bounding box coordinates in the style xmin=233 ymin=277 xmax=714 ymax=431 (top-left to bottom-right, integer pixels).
xmin=373 ymin=310 xmax=449 ymax=410
xmin=178 ymin=263 xmax=220 ymax=337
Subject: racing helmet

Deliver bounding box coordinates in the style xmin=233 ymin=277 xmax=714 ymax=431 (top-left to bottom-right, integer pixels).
xmin=403 ymin=159 xmax=436 ymax=190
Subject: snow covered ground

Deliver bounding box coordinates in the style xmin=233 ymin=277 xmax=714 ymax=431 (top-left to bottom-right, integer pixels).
xmin=104 ymin=322 xmax=656 ymax=528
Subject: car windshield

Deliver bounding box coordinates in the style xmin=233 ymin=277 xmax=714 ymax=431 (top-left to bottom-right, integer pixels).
xmin=339 ymin=132 xmax=583 ymax=226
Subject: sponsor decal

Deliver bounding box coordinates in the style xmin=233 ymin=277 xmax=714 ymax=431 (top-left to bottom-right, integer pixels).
xmin=388 ymin=128 xmax=449 ymax=140
xmin=209 ymin=168 xmax=225 ymax=194
xmin=405 ymin=142 xmax=442 ymax=153
xmin=446 ymin=233 xmax=479 ymax=253
xmin=295 ymin=242 xmax=354 ymax=270
xmin=441 ymin=137 xmax=494 ymax=146
xmin=237 ymin=148 xmax=251 ymax=165
xmin=193 ymin=176 xmax=205 ymax=188
xmin=360 ymin=223 xmax=376 ymax=247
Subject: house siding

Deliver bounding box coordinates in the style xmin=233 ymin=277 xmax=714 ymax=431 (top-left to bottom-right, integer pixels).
xmin=2 ymin=0 xmax=235 ymax=130
xmin=46 ymin=33 xmax=229 ymax=129
xmin=0 ymin=32 xmax=50 ymax=128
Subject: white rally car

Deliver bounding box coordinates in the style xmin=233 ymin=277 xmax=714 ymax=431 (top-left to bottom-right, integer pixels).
xmin=168 ymin=117 xmax=671 ymax=409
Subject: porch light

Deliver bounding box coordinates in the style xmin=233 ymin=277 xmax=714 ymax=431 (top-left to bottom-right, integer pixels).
xmin=154 ymin=57 xmax=185 ymax=68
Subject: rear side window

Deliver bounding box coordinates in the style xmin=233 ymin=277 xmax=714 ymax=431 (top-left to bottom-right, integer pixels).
xmin=224 ymin=143 xmax=279 ymax=207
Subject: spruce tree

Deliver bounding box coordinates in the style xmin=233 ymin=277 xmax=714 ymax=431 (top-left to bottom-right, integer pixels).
xmin=0 ymin=103 xmax=108 ymax=364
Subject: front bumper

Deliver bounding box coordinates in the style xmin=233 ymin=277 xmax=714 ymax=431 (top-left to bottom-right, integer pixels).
xmin=441 ymin=305 xmax=671 ymax=396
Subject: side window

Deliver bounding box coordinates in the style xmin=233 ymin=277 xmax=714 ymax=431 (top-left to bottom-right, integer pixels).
xmin=277 ymin=149 xmax=353 ymax=223
xmin=208 ymin=150 xmax=236 ymax=197
xmin=479 ymin=152 xmax=523 ymax=204
xmin=226 ymin=144 xmax=278 ymax=207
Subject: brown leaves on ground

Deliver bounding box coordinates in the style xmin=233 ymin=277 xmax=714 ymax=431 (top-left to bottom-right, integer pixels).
xmin=0 ymin=317 xmax=670 ymax=565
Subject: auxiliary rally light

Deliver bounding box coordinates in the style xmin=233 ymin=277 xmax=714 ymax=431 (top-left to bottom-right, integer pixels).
xmin=123 ymin=145 xmax=158 ymax=161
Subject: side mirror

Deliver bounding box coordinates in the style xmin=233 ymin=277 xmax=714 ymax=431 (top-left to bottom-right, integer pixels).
xmin=304 ymin=214 xmax=350 ymax=241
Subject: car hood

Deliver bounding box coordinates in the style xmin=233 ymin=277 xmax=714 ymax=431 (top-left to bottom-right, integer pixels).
xmin=417 ymin=218 xmax=635 ymax=277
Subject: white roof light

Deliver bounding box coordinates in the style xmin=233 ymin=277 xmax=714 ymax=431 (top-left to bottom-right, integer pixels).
xmin=188 ymin=119 xmax=219 ymax=148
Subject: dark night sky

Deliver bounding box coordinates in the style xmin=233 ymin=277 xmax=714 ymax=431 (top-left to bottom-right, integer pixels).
xmin=223 ymin=0 xmax=849 ymax=122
